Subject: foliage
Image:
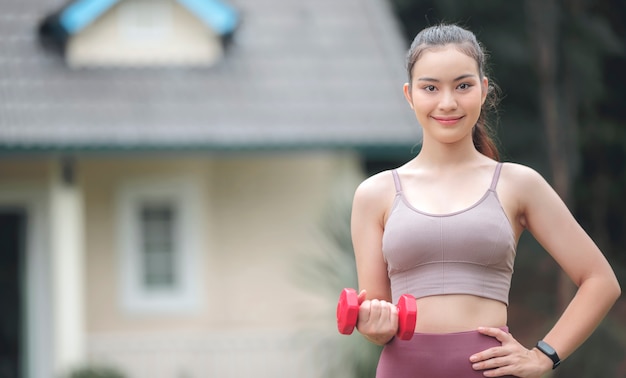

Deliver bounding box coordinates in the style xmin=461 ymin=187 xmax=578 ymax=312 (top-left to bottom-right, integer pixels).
xmin=295 ymin=192 xmax=381 ymax=377
xmin=66 ymin=366 xmax=126 ymax=378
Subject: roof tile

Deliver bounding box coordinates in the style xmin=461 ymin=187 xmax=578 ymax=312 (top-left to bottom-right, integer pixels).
xmin=0 ymin=0 xmax=420 ymax=152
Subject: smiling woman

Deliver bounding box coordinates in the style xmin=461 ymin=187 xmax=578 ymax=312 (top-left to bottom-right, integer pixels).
xmin=402 ymin=26 xmax=500 ymax=161
xmin=348 ymin=23 xmax=620 ymax=378
xmin=403 ymin=46 xmax=488 ymax=148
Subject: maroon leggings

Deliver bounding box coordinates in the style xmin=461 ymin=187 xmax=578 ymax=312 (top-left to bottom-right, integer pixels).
xmin=376 ymin=327 xmax=516 ymax=378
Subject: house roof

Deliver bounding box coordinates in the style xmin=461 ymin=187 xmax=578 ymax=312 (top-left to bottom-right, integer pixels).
xmin=0 ymin=0 xmax=421 ymax=154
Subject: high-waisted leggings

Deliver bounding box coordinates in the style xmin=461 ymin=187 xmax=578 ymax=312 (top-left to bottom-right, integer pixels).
xmin=376 ymin=327 xmax=516 ymax=378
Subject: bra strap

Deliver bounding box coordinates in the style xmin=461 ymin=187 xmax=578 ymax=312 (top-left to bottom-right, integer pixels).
xmin=391 ymin=170 xmax=403 ymax=194
xmin=490 ymin=162 xmax=504 ymax=191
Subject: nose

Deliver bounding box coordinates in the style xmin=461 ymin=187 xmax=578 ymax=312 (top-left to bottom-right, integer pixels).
xmin=438 ymin=90 xmax=458 ymax=111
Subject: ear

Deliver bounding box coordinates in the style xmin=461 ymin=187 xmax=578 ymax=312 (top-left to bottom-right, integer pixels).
xmin=481 ymin=76 xmax=489 ymax=105
xmin=403 ymin=83 xmax=414 ymax=109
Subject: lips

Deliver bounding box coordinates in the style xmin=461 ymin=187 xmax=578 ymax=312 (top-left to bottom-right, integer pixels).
xmin=431 ymin=115 xmax=464 ymax=125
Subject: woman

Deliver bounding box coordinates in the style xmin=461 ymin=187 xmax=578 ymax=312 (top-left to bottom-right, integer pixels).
xmin=351 ymin=24 xmax=621 ymax=377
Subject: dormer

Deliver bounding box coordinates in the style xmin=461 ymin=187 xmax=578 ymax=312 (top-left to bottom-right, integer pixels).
xmin=38 ymin=0 xmax=239 ymax=68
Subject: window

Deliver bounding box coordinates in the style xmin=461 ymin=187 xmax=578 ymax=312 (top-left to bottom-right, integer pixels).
xmin=140 ymin=202 xmax=177 ymax=289
xmin=116 ymin=176 xmax=204 ymax=315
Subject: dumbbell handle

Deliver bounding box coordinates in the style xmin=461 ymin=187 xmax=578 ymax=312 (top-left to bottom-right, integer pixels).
xmin=336 ymin=288 xmax=417 ymax=340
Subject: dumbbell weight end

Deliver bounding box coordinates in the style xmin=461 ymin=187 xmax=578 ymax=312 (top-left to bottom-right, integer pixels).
xmin=336 ymin=288 xmax=359 ymax=335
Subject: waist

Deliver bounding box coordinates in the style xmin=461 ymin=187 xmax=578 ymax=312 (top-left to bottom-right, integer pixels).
xmin=413 ymin=294 xmax=507 ymax=334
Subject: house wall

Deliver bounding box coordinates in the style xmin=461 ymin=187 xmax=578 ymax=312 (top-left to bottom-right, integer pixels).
xmin=79 ymin=152 xmax=363 ymax=377
xmin=80 ymin=151 xmax=363 ymax=335
xmin=0 ymin=159 xmax=51 ymax=183
xmin=0 ymin=152 xmax=364 ymax=377
xmin=67 ymin=0 xmax=224 ymax=67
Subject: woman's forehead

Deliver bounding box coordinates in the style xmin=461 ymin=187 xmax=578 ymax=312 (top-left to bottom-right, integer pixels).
xmin=412 ymin=45 xmax=480 ymax=78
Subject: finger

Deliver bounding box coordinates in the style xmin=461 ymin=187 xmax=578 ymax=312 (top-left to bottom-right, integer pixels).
xmin=358 ymin=300 xmax=371 ymax=323
xmin=373 ymin=300 xmax=397 ymax=327
xmin=357 ymin=290 xmax=368 ymax=305
xmin=481 ymin=365 xmax=515 ymax=378
xmin=388 ymin=302 xmax=399 ymax=317
xmin=469 ymin=346 xmax=507 ymax=364
xmin=361 ymin=299 xmax=383 ymax=325
xmin=477 ymin=326 xmax=511 ymax=343
xmin=368 ymin=299 xmax=383 ymax=322
xmin=377 ymin=300 xmax=392 ymax=322
xmin=471 ymin=355 xmax=509 ymax=371
xmin=387 ymin=303 xmax=399 ymax=328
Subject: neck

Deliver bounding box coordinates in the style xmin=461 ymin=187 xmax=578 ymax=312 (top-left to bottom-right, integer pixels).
xmin=413 ymin=137 xmax=484 ymax=168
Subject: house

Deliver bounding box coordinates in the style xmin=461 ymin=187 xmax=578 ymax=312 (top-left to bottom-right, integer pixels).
xmin=0 ymin=0 xmax=419 ymax=377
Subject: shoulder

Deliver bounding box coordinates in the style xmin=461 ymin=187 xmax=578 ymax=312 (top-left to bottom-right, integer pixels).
xmin=499 ymin=162 xmax=563 ymax=213
xmin=351 ymin=169 xmax=398 ymax=220
xmin=353 ymin=170 xmax=396 ymax=204
xmin=499 ymin=162 xmax=549 ymax=190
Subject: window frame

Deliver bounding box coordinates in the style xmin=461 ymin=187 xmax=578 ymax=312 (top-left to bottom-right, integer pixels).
xmin=116 ymin=176 xmax=204 ymax=315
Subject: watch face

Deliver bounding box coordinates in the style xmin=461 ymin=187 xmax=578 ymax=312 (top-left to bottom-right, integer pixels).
xmin=538 ymin=341 xmax=556 ymax=355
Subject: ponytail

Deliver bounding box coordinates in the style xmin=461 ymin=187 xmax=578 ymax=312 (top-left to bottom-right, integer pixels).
xmin=473 ymin=82 xmax=501 ymax=161
xmin=473 ymin=122 xmax=499 ymax=161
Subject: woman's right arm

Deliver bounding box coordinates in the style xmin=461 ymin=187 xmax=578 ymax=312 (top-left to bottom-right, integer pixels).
xmin=351 ymin=173 xmax=399 ymax=345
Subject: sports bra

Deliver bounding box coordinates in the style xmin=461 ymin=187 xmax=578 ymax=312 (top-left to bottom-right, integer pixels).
xmin=381 ymin=163 xmax=516 ymax=305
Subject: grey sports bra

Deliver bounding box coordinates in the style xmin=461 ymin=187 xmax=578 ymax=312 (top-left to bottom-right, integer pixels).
xmin=382 ymin=163 xmax=516 ymax=305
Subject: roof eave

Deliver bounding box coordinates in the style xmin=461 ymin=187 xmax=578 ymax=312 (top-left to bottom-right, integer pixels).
xmin=0 ymin=142 xmax=419 ymax=158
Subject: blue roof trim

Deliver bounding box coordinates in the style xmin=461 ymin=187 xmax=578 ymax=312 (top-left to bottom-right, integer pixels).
xmin=60 ymin=0 xmax=119 ymax=34
xmin=177 ymin=0 xmax=239 ymax=35
xmin=53 ymin=0 xmax=239 ymax=38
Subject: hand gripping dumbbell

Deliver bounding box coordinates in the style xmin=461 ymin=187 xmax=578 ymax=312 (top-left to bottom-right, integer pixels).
xmin=336 ymin=288 xmax=418 ymax=340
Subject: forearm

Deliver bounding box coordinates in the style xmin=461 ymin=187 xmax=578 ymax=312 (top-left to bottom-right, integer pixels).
xmin=541 ymin=275 xmax=620 ymax=361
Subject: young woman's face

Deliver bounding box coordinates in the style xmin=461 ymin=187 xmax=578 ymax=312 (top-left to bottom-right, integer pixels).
xmin=403 ymin=45 xmax=488 ymax=146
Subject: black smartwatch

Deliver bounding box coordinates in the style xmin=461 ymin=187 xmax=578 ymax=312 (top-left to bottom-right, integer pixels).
xmin=535 ymin=340 xmax=561 ymax=369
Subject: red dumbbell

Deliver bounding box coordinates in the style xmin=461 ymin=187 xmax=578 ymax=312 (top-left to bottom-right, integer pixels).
xmin=336 ymin=288 xmax=418 ymax=340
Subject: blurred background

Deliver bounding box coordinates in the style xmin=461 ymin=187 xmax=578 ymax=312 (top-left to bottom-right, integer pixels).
xmin=0 ymin=0 xmax=624 ymax=377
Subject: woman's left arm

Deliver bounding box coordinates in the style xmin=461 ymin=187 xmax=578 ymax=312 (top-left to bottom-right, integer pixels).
xmin=471 ymin=164 xmax=621 ymax=377
xmin=517 ymin=165 xmax=620 ymax=363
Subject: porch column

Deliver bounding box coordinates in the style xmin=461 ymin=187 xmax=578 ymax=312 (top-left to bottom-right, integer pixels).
xmin=49 ymin=158 xmax=86 ymax=376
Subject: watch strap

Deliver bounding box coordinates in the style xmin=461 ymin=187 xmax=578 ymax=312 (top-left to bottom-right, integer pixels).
xmin=536 ymin=340 xmax=561 ymax=369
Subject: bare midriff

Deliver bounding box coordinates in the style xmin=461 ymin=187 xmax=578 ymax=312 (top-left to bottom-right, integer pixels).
xmin=414 ymin=294 xmax=507 ymax=334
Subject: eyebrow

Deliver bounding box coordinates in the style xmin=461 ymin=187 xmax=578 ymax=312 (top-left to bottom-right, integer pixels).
xmin=417 ymin=74 xmax=477 ymax=82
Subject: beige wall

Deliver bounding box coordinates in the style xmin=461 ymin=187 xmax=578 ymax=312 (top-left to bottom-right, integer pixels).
xmin=0 ymin=158 xmax=51 ymax=184
xmin=79 ymin=152 xmax=363 ymax=335
xmin=0 ymin=153 xmax=364 ymax=376
xmin=67 ymin=0 xmax=224 ymax=67
xmin=0 ymin=152 xmax=363 ymax=331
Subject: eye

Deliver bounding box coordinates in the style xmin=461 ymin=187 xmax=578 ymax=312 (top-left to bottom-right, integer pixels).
xmin=458 ymin=83 xmax=472 ymax=90
xmin=423 ymin=85 xmax=437 ymax=92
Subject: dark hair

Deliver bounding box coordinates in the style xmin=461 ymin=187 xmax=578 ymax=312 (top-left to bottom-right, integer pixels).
xmin=406 ymin=24 xmax=500 ymax=160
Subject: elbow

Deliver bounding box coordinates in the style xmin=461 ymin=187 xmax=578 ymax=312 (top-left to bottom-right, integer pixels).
xmin=607 ymin=275 xmax=621 ymax=304
xmin=587 ymin=273 xmax=622 ymax=305
xmin=613 ymin=278 xmax=622 ymax=302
